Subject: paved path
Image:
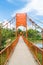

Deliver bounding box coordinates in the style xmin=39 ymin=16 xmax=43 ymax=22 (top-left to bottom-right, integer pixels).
xmin=7 ymin=36 xmax=38 ymax=65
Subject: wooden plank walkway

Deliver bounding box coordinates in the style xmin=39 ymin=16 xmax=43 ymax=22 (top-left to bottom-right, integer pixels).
xmin=7 ymin=36 xmax=39 ymax=65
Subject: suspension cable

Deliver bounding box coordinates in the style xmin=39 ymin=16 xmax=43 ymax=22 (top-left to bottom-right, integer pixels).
xmin=27 ymin=16 xmax=42 ymax=30
xmin=2 ymin=16 xmax=16 ymax=28
xmin=28 ymin=15 xmax=43 ymax=24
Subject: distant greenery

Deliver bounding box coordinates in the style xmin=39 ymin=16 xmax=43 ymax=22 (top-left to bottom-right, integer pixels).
xmin=27 ymin=29 xmax=42 ymax=43
xmin=0 ymin=28 xmax=16 ymax=51
xmin=0 ymin=24 xmax=2 ymax=46
xmin=23 ymin=31 xmax=26 ymax=37
xmin=0 ymin=28 xmax=42 ymax=50
xmin=17 ymin=29 xmax=42 ymax=43
xmin=17 ymin=29 xmax=22 ymax=35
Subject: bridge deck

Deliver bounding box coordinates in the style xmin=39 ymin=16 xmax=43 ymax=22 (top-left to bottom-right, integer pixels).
xmin=7 ymin=36 xmax=39 ymax=65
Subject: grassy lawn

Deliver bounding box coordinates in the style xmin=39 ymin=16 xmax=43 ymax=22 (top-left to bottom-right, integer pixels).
xmin=37 ymin=53 xmax=42 ymax=64
xmin=0 ymin=52 xmax=6 ymax=65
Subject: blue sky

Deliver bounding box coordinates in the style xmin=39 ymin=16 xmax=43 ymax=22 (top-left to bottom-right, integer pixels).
xmin=0 ymin=0 xmax=43 ymax=28
xmin=0 ymin=0 xmax=28 ymax=21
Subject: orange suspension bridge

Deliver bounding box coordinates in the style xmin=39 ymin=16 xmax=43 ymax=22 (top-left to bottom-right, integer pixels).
xmin=0 ymin=13 xmax=43 ymax=65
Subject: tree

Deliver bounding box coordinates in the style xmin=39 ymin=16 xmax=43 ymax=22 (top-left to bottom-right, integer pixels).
xmin=0 ymin=23 xmax=2 ymax=46
xmin=27 ymin=29 xmax=41 ymax=41
xmin=18 ymin=29 xmax=22 ymax=34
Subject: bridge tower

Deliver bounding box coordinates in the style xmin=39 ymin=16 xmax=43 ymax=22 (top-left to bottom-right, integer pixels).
xmin=16 ymin=13 xmax=27 ymax=37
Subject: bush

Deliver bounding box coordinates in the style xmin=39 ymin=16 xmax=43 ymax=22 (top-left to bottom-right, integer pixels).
xmin=27 ymin=29 xmax=41 ymax=42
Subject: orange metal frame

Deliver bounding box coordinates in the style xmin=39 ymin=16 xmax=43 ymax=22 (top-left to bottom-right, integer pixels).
xmin=22 ymin=36 xmax=43 ymax=65
xmin=16 ymin=13 xmax=27 ymax=37
xmin=16 ymin=13 xmax=27 ymax=28
xmin=0 ymin=36 xmax=19 ymax=65
xmin=0 ymin=13 xmax=43 ymax=65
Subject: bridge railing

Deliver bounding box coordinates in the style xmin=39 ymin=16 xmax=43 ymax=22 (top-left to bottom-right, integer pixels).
xmin=22 ymin=36 xmax=43 ymax=65
xmin=0 ymin=36 xmax=19 ymax=65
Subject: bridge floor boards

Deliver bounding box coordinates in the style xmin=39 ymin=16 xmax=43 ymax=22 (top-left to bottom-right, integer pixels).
xmin=7 ymin=36 xmax=39 ymax=65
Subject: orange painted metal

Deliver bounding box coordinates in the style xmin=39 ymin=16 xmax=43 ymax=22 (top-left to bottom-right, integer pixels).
xmin=22 ymin=36 xmax=43 ymax=65
xmin=0 ymin=36 xmax=19 ymax=65
xmin=16 ymin=13 xmax=27 ymax=28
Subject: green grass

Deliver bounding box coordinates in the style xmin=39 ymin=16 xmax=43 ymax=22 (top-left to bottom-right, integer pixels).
xmin=28 ymin=37 xmax=42 ymax=44
xmin=10 ymin=36 xmax=16 ymax=41
xmin=37 ymin=53 xmax=42 ymax=64
xmin=0 ymin=52 xmax=6 ymax=65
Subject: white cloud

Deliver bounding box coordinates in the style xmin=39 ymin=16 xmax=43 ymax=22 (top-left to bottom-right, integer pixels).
xmin=12 ymin=0 xmax=43 ymax=17
xmin=2 ymin=20 xmax=16 ymax=29
xmin=2 ymin=20 xmax=10 ymax=28
xmin=30 ymin=0 xmax=43 ymax=15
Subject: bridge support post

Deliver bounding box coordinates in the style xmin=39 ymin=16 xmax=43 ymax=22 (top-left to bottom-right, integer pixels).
xmin=6 ymin=47 xmax=10 ymax=59
xmin=26 ymin=16 xmax=27 ymax=38
xmin=35 ymin=47 xmax=37 ymax=58
xmin=16 ymin=27 xmax=17 ymax=37
xmin=26 ymin=26 xmax=27 ymax=38
xmin=42 ymin=51 xmax=43 ymax=65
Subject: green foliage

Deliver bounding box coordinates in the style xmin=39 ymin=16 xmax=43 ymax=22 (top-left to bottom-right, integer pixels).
xmin=0 ymin=24 xmax=2 ymax=46
xmin=27 ymin=29 xmax=41 ymax=42
xmin=0 ymin=28 xmax=16 ymax=50
xmin=2 ymin=28 xmax=15 ymax=42
xmin=23 ymin=31 xmax=26 ymax=37
xmin=37 ymin=53 xmax=42 ymax=64
xmin=17 ymin=29 xmax=22 ymax=34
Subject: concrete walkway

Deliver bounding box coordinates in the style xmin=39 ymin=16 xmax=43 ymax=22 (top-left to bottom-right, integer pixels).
xmin=7 ymin=36 xmax=38 ymax=65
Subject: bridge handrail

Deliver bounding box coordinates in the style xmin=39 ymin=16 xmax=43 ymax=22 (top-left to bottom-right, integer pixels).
xmin=22 ymin=36 xmax=43 ymax=65
xmin=27 ymin=39 xmax=43 ymax=52
xmin=0 ymin=36 xmax=19 ymax=65
xmin=0 ymin=38 xmax=17 ymax=54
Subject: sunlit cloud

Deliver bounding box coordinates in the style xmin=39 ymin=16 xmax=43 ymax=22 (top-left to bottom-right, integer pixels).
xmin=12 ymin=0 xmax=43 ymax=17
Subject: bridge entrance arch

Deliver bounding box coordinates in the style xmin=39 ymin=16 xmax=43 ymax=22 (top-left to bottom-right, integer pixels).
xmin=16 ymin=13 xmax=27 ymax=37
